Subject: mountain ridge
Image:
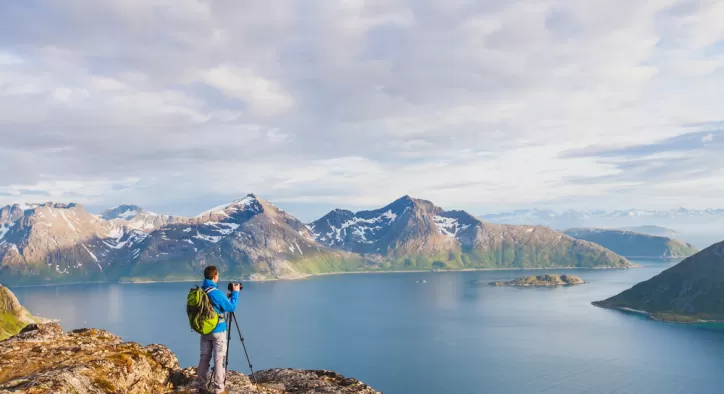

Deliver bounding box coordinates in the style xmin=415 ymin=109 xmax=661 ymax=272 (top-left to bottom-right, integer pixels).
xmin=0 ymin=195 xmax=633 ymax=285
xmin=310 ymin=196 xmax=632 ymax=271
xmin=480 ymin=208 xmax=724 ymax=230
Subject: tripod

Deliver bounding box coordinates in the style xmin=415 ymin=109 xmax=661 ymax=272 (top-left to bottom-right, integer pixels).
xmin=224 ymin=312 xmax=260 ymax=392
xmin=206 ymin=312 xmax=259 ymax=393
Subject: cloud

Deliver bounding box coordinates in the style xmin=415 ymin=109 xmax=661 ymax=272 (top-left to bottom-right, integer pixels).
xmin=202 ymin=63 xmax=294 ymax=116
xmin=0 ymin=0 xmax=723 ymax=216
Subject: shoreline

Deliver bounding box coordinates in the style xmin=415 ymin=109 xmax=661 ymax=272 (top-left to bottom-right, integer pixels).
xmin=591 ymin=302 xmax=723 ymax=324
xmin=5 ymin=265 xmax=636 ymax=288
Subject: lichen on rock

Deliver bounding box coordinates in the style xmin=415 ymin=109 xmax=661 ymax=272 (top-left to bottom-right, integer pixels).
xmin=0 ymin=323 xmax=380 ymax=394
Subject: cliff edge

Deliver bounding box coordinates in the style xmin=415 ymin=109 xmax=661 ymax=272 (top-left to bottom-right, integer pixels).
xmin=0 ymin=323 xmax=379 ymax=393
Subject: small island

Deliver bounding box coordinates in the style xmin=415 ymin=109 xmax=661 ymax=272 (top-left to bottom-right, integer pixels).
xmin=490 ymin=274 xmax=585 ymax=287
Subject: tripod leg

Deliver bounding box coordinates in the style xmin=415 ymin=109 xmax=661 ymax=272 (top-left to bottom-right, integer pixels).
xmin=224 ymin=313 xmax=231 ymax=386
xmin=231 ymin=313 xmax=260 ymax=392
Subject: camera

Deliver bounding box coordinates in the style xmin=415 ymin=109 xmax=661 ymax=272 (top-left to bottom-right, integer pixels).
xmin=227 ymin=282 xmax=243 ymax=292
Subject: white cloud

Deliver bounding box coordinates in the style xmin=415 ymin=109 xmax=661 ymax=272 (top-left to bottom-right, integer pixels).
xmin=0 ymin=0 xmax=723 ymax=215
xmin=202 ymin=63 xmax=294 ymax=116
xmin=702 ymin=133 xmax=714 ymax=143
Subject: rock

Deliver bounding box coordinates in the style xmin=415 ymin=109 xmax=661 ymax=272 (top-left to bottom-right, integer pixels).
xmin=489 ymin=274 xmax=586 ymax=287
xmin=0 ymin=323 xmax=381 ymax=394
xmin=252 ymin=369 xmax=378 ymax=393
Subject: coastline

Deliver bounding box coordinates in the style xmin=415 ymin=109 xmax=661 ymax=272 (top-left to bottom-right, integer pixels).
xmin=6 ymin=265 xmax=636 ymax=288
xmin=6 ymin=280 xmax=107 ymax=289
xmin=591 ymin=302 xmax=723 ymax=324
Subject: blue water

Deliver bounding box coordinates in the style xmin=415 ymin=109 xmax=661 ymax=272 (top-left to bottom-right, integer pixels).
xmin=11 ymin=260 xmax=724 ymax=394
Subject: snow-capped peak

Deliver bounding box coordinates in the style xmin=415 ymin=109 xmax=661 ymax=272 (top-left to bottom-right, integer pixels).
xmin=101 ymin=205 xmax=145 ymax=221
xmin=197 ymin=194 xmax=262 ymax=218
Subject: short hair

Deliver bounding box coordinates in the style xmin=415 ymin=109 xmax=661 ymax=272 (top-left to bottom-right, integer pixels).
xmin=204 ymin=266 xmax=218 ymax=280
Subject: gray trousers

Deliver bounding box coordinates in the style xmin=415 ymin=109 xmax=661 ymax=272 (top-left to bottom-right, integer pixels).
xmin=198 ymin=332 xmax=227 ymax=393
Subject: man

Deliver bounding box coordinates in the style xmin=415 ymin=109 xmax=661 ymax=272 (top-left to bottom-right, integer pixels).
xmin=197 ymin=265 xmax=241 ymax=394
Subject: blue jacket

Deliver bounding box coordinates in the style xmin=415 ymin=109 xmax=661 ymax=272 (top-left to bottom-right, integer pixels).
xmin=201 ymin=278 xmax=239 ymax=334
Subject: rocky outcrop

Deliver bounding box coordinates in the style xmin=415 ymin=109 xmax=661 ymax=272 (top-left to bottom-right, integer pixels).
xmin=0 ymin=285 xmax=39 ymax=340
xmin=490 ymin=274 xmax=585 ymax=287
xmin=0 ymin=323 xmax=379 ymax=394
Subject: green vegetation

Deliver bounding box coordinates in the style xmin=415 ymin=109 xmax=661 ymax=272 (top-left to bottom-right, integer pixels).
xmin=0 ymin=285 xmax=36 ymax=340
xmin=290 ymin=253 xmax=366 ymax=275
xmin=0 ymin=312 xmax=27 ymax=340
xmin=594 ymin=241 xmax=724 ymax=323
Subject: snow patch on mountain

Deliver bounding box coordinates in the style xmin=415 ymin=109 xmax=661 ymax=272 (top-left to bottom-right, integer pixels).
xmin=198 ymin=195 xmax=258 ymax=217
xmin=206 ymin=222 xmax=240 ymax=235
xmin=58 ymin=211 xmax=77 ymax=232
xmin=194 ymin=232 xmax=222 ymax=243
xmin=116 ymin=208 xmax=138 ymax=220
xmin=318 ymin=209 xmax=399 ymax=245
xmin=0 ymin=222 xmax=14 ymax=241
xmin=434 ymin=216 xmax=470 ymax=238
xmin=81 ymin=244 xmax=99 ymax=263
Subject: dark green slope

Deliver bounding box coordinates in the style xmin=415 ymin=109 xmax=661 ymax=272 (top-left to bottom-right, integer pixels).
xmin=594 ymin=241 xmax=724 ymax=322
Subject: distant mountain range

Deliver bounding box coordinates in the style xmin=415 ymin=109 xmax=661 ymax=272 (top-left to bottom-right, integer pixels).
xmin=594 ymin=241 xmax=724 ymax=323
xmin=563 ymin=228 xmax=698 ymax=258
xmin=615 ymin=225 xmax=678 ymax=237
xmin=480 ymin=208 xmax=724 ymax=229
xmin=100 ymin=204 xmax=182 ymax=231
xmin=0 ymin=195 xmax=633 ymax=285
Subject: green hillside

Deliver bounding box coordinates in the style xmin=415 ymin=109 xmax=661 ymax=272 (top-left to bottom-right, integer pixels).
xmin=593 ymin=241 xmax=724 ymax=322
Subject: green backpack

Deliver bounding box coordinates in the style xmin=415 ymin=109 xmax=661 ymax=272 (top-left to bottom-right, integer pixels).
xmin=187 ymin=286 xmax=220 ymax=335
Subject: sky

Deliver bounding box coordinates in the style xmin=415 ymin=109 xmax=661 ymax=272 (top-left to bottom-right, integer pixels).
xmin=1 ymin=0 xmax=723 ymax=221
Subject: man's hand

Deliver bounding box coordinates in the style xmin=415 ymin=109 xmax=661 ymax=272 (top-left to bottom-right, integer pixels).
xmin=232 ymin=283 xmax=242 ymax=292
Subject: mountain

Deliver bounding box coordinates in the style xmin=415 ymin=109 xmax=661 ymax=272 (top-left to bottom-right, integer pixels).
xmin=115 ymin=194 xmax=361 ymax=282
xmin=480 ymin=208 xmax=724 ymax=229
xmin=310 ymin=196 xmax=633 ymax=270
xmin=0 ymin=195 xmax=634 ymax=286
xmin=0 ymin=195 xmax=361 ymax=285
xmin=0 ymin=284 xmax=39 ymax=340
xmin=101 ymin=204 xmax=182 ymax=231
xmin=616 ymin=225 xmax=678 ymax=237
xmin=563 ymin=228 xmax=699 ymax=258
xmin=0 ymin=203 xmax=128 ymax=283
xmin=593 ymin=241 xmax=724 ymax=322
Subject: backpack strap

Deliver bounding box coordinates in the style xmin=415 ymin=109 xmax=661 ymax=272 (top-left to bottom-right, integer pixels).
xmin=203 ymin=287 xmax=226 ymax=321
